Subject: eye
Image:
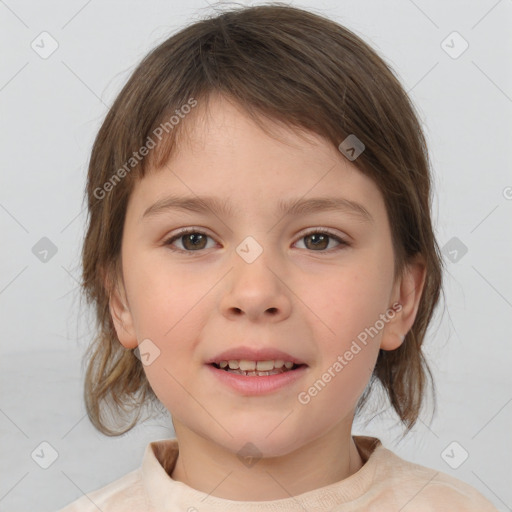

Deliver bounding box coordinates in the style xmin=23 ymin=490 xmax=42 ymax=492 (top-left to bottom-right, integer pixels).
xmin=163 ymin=228 xmax=350 ymax=254
xmin=294 ymin=229 xmax=349 ymax=252
xmin=163 ymin=228 xmax=216 ymax=252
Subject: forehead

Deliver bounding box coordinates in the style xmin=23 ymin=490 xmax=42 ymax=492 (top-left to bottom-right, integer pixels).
xmin=168 ymin=94 xmax=326 ymax=164
xmin=128 ymin=95 xmax=386 ymax=224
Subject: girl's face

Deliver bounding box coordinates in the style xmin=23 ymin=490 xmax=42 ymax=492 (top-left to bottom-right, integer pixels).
xmin=110 ymin=95 xmax=424 ymax=457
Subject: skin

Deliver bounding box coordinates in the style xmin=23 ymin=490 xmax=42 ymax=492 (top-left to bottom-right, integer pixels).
xmin=109 ymin=94 xmax=426 ymax=500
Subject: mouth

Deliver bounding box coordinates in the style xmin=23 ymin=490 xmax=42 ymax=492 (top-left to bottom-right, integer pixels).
xmin=210 ymin=359 xmax=306 ymax=377
xmin=206 ymin=358 xmax=308 ymax=395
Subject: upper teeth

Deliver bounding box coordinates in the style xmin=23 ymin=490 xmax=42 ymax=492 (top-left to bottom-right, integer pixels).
xmin=219 ymin=360 xmax=294 ymax=371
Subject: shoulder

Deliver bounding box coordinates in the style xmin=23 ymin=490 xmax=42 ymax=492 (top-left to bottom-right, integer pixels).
xmin=367 ymin=443 xmax=498 ymax=511
xmin=55 ymin=468 xmax=147 ymax=512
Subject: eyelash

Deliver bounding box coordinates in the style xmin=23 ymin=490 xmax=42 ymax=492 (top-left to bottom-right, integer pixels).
xmin=163 ymin=227 xmax=350 ymax=254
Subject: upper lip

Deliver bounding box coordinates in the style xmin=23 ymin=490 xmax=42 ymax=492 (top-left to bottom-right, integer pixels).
xmin=206 ymin=346 xmax=307 ymax=365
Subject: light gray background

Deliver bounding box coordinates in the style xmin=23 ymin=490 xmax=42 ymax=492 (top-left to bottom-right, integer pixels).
xmin=1 ymin=0 xmax=511 ymax=511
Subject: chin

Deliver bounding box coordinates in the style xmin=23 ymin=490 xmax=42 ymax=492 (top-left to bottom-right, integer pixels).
xmin=219 ymin=423 xmax=308 ymax=459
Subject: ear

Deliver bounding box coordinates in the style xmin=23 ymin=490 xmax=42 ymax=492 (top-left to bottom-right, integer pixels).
xmin=105 ymin=269 xmax=138 ymax=350
xmin=380 ymin=253 xmax=426 ymax=351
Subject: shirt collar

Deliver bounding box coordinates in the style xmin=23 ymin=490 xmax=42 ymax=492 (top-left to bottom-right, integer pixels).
xmin=141 ymin=435 xmax=383 ymax=511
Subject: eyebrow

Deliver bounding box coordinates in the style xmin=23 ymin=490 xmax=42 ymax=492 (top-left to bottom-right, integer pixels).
xmin=141 ymin=194 xmax=373 ymax=223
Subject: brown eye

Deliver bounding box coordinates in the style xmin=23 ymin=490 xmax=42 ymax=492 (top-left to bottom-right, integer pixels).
xmin=180 ymin=233 xmax=208 ymax=250
xmin=164 ymin=229 xmax=214 ymax=252
xmin=163 ymin=228 xmax=348 ymax=254
xmin=304 ymin=233 xmax=329 ymax=250
xmin=296 ymin=230 xmax=348 ymax=252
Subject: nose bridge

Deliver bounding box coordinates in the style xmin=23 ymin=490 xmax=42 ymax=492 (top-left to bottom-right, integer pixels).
xmin=221 ymin=233 xmax=291 ymax=320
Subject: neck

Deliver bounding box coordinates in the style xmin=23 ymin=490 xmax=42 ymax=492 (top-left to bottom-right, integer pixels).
xmin=170 ymin=420 xmax=364 ymax=501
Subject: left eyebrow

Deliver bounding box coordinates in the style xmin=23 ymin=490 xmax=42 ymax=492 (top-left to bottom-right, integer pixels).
xmin=141 ymin=194 xmax=373 ymax=223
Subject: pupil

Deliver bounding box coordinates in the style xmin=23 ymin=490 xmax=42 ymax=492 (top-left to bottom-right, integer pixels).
xmin=185 ymin=233 xmax=205 ymax=249
xmin=308 ymin=233 xmax=327 ymax=250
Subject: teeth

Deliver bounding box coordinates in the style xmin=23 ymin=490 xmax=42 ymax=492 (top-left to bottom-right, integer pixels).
xmin=216 ymin=359 xmax=296 ymax=371
xmin=256 ymin=360 xmax=274 ymax=371
xmin=223 ymin=368 xmax=286 ymax=377
xmin=239 ymin=360 xmax=256 ymax=371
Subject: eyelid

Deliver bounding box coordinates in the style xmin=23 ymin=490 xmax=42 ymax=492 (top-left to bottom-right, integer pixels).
xmin=163 ymin=227 xmax=217 ymax=252
xmin=163 ymin=226 xmax=350 ymax=253
xmin=296 ymin=227 xmax=350 ymax=249
xmin=300 ymin=226 xmax=347 ymax=239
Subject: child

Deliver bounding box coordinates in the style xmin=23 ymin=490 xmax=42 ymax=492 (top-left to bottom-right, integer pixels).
xmin=57 ymin=3 xmax=499 ymax=510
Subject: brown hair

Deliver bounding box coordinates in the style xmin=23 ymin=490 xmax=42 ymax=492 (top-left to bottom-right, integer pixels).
xmin=80 ymin=2 xmax=443 ymax=437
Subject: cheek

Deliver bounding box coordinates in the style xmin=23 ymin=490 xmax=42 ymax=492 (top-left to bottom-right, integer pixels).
xmin=303 ymin=254 xmax=392 ymax=398
xmin=299 ymin=317 xmax=378 ymax=426
xmin=310 ymin=257 xmax=393 ymax=342
xmin=140 ymin=359 xmax=197 ymax=434
xmin=124 ymin=252 xmax=201 ymax=336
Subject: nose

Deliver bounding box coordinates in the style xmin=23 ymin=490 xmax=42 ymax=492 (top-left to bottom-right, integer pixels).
xmin=220 ymin=244 xmax=292 ymax=323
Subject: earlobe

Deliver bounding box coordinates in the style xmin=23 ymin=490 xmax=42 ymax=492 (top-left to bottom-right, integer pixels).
xmin=107 ymin=276 xmax=138 ymax=350
xmin=380 ymin=254 xmax=426 ymax=351
xmin=380 ymin=331 xmax=405 ymax=351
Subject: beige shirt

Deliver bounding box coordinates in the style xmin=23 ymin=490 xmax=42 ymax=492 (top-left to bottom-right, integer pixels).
xmin=56 ymin=435 xmax=498 ymax=511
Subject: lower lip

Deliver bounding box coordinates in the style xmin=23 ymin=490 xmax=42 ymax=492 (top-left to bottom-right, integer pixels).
xmin=206 ymin=364 xmax=308 ymax=396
